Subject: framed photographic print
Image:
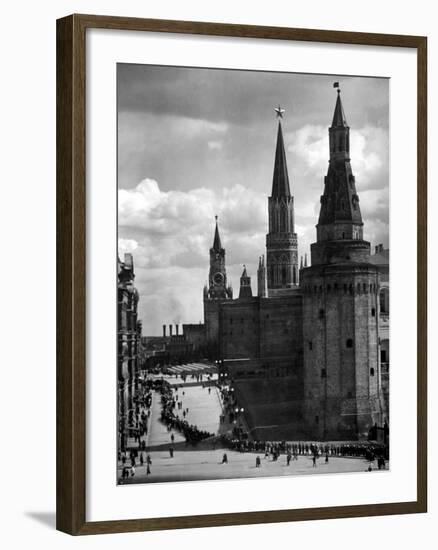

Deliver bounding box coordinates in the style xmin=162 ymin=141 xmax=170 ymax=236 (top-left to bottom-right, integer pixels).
xmin=56 ymin=14 xmax=427 ymax=535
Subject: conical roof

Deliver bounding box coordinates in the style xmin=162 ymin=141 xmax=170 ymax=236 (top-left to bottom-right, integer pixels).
xmin=331 ymin=91 xmax=348 ymax=127
xmin=271 ymin=122 xmax=291 ymax=198
xmin=212 ymin=218 xmax=222 ymax=250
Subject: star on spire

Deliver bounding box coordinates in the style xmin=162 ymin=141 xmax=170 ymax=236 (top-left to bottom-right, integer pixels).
xmin=274 ymin=104 xmax=285 ymax=119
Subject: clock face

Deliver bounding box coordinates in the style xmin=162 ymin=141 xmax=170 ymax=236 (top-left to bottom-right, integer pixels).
xmin=213 ymin=272 xmax=224 ymax=285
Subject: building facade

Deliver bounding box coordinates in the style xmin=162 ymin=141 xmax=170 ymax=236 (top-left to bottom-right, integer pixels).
xmin=117 ymin=253 xmax=142 ymax=451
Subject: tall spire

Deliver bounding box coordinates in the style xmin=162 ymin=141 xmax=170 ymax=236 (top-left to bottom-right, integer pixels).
xmin=331 ymin=89 xmax=348 ymax=127
xmin=310 ymin=87 xmax=370 ymax=266
xmin=266 ymin=105 xmax=298 ymax=291
xmin=212 ymin=215 xmax=222 ymax=251
xmin=271 ymin=112 xmax=291 ymax=198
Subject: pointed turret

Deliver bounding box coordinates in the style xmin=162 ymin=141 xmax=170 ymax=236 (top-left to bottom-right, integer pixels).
xmin=271 ymin=121 xmax=291 ymax=198
xmin=310 ymin=87 xmax=371 ymax=266
xmin=257 ymin=256 xmax=267 ymax=297
xmin=331 ymin=89 xmax=348 ymax=127
xmin=212 ymin=215 xmax=222 ymax=251
xmin=239 ymin=265 xmax=253 ymax=299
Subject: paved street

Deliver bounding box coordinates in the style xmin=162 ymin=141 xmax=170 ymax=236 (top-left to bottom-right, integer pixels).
xmin=119 ymin=377 xmax=387 ymax=484
xmin=119 ymin=447 xmax=382 ymax=484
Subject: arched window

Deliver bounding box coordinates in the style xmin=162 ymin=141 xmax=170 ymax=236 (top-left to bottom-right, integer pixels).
xmin=346 ymin=338 xmax=353 ymax=349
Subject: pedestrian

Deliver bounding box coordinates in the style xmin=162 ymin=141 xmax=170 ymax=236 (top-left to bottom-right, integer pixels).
xmin=312 ymin=455 xmax=317 ymax=467
xmin=287 ymin=453 xmax=291 ymax=466
xmin=325 ymin=453 xmax=329 ymax=463
xmin=171 ymin=433 xmax=175 ymax=443
xmin=221 ymin=453 xmax=228 ymax=464
xmin=146 ymin=463 xmax=151 ymax=475
xmin=169 ymin=447 xmax=174 ymax=458
xmin=256 ymin=456 xmax=261 ymax=468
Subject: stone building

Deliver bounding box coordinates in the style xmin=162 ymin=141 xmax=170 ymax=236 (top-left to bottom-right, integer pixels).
xmin=169 ymin=89 xmax=388 ymax=441
xmin=301 ymin=90 xmax=383 ymax=439
xmin=117 ymin=253 xmax=142 ymax=451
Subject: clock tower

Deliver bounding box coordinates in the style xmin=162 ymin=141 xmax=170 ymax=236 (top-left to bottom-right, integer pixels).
xmin=203 ymin=217 xmax=232 ymax=356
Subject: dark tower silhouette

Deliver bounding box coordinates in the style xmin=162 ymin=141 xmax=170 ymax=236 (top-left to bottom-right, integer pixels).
xmin=311 ymin=87 xmax=369 ymax=265
xmin=257 ymin=255 xmax=267 ymax=297
xmin=266 ymin=108 xmax=298 ymax=294
xmin=239 ymin=265 xmax=253 ymax=298
xmin=301 ymin=87 xmax=383 ymax=440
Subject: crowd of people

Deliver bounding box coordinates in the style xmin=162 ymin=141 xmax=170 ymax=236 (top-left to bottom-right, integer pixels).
xmin=159 ymin=382 xmax=213 ymax=445
xmin=219 ymin=436 xmax=388 ymax=463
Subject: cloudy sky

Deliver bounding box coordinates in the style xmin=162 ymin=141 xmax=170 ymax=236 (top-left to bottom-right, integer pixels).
xmin=117 ymin=64 xmax=389 ymax=336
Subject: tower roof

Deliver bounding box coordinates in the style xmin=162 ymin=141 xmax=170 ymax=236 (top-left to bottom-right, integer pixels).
xmin=271 ymin=121 xmax=291 ymax=198
xmin=318 ymin=90 xmax=362 ymax=228
xmin=331 ymin=90 xmax=348 ymax=128
xmin=212 ymin=216 xmax=222 ymax=251
xmin=241 ymin=265 xmax=248 ymax=278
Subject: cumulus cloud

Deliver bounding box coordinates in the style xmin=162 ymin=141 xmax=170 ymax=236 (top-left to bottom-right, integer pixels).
xmin=118 ymin=179 xmax=268 ymax=334
xmin=287 ymin=124 xmax=389 ymax=192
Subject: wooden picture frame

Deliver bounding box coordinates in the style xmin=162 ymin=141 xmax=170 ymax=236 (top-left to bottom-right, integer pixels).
xmin=56 ymin=13 xmax=427 ymax=535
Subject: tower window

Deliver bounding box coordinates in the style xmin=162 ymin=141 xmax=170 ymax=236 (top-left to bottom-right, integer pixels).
xmin=370 ymin=368 xmax=375 ymax=376
xmin=308 ymin=341 xmax=313 ymax=351
xmin=346 ymin=339 xmax=353 ymax=348
xmin=315 ymin=415 xmax=319 ymax=424
xmin=318 ymin=309 xmax=325 ymax=319
xmin=380 ymin=288 xmax=389 ymax=315
xmin=371 ymin=308 xmax=376 ymax=317
xmin=321 ymin=368 xmax=326 ymax=378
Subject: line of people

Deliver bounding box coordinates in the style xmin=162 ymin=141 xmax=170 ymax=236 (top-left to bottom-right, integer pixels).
xmin=220 ymin=436 xmax=388 ymax=462
xmin=159 ymin=382 xmax=213 ymax=445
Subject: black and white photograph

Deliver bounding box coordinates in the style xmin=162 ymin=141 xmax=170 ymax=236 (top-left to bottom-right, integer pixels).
xmin=117 ymin=64 xmax=390 ymax=485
